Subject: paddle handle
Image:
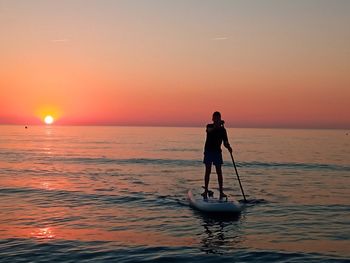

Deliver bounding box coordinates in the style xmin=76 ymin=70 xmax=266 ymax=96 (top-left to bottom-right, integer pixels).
xmin=230 ymin=151 xmax=247 ymax=202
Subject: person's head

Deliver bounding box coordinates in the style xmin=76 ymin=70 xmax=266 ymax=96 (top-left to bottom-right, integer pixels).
xmin=212 ymin=111 xmax=222 ymax=124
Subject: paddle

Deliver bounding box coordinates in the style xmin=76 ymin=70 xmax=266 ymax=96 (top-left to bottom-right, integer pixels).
xmin=229 ymin=151 xmax=247 ymax=202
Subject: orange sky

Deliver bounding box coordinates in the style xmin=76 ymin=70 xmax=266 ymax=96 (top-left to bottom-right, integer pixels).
xmin=1 ymin=0 xmax=349 ymax=128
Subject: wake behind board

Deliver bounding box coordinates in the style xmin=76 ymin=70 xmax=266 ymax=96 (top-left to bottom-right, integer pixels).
xmin=188 ymin=189 xmax=241 ymax=214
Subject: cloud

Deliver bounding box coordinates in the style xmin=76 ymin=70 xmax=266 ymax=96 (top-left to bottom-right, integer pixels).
xmin=51 ymin=38 xmax=70 ymax=43
xmin=212 ymin=37 xmax=229 ymax=41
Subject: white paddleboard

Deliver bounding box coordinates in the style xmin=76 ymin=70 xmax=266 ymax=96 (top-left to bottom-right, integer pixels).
xmin=188 ymin=189 xmax=242 ymax=214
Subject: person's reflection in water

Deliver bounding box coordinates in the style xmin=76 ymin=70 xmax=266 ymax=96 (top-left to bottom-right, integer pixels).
xmin=200 ymin=215 xmax=242 ymax=254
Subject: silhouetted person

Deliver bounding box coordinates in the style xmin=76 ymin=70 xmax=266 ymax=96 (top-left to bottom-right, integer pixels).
xmin=202 ymin=111 xmax=232 ymax=200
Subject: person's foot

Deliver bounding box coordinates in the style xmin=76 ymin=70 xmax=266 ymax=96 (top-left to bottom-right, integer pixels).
xmin=201 ymin=190 xmax=208 ymax=200
xmin=219 ymin=192 xmax=227 ymax=201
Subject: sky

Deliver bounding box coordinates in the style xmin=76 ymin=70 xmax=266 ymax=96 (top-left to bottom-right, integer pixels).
xmin=0 ymin=0 xmax=349 ymax=128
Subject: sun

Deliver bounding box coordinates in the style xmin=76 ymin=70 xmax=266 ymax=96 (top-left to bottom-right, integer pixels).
xmin=44 ymin=115 xmax=54 ymax=125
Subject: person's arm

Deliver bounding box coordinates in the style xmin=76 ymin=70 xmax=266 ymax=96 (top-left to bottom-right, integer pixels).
xmin=206 ymin=124 xmax=214 ymax=133
xmin=224 ymin=140 xmax=232 ymax=153
xmin=223 ymin=128 xmax=232 ymax=153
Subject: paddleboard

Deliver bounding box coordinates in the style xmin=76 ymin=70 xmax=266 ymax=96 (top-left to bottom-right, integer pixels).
xmin=188 ymin=189 xmax=241 ymax=214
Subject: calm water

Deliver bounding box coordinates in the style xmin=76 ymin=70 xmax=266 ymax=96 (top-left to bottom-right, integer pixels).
xmin=0 ymin=125 xmax=349 ymax=262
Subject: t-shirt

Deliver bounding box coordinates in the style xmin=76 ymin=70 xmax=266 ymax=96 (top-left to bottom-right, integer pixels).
xmin=204 ymin=124 xmax=228 ymax=152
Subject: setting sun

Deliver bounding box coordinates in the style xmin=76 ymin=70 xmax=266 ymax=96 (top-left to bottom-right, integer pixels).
xmin=44 ymin=115 xmax=54 ymax=125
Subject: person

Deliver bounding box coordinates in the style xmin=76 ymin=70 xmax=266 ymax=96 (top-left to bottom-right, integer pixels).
xmin=202 ymin=111 xmax=232 ymax=200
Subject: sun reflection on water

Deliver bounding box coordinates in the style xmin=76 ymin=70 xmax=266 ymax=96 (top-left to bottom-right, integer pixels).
xmin=40 ymin=181 xmax=54 ymax=190
xmin=31 ymin=227 xmax=56 ymax=240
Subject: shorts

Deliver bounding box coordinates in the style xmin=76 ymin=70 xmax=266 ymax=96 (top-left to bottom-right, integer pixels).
xmin=203 ymin=151 xmax=223 ymax=166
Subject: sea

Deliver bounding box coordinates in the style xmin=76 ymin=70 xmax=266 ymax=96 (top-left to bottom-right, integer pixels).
xmin=0 ymin=125 xmax=349 ymax=263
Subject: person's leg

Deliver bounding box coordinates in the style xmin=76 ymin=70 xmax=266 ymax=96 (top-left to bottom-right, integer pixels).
xmin=204 ymin=164 xmax=211 ymax=190
xmin=214 ymin=152 xmax=226 ymax=199
xmin=202 ymin=164 xmax=211 ymax=198
xmin=215 ymin=165 xmax=227 ymax=199
xmin=215 ymin=165 xmax=223 ymax=193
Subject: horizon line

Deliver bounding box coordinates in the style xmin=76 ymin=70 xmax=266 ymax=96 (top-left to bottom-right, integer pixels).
xmin=0 ymin=123 xmax=349 ymax=131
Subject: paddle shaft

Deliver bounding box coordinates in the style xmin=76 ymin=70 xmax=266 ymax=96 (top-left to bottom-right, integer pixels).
xmin=229 ymin=151 xmax=247 ymax=202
